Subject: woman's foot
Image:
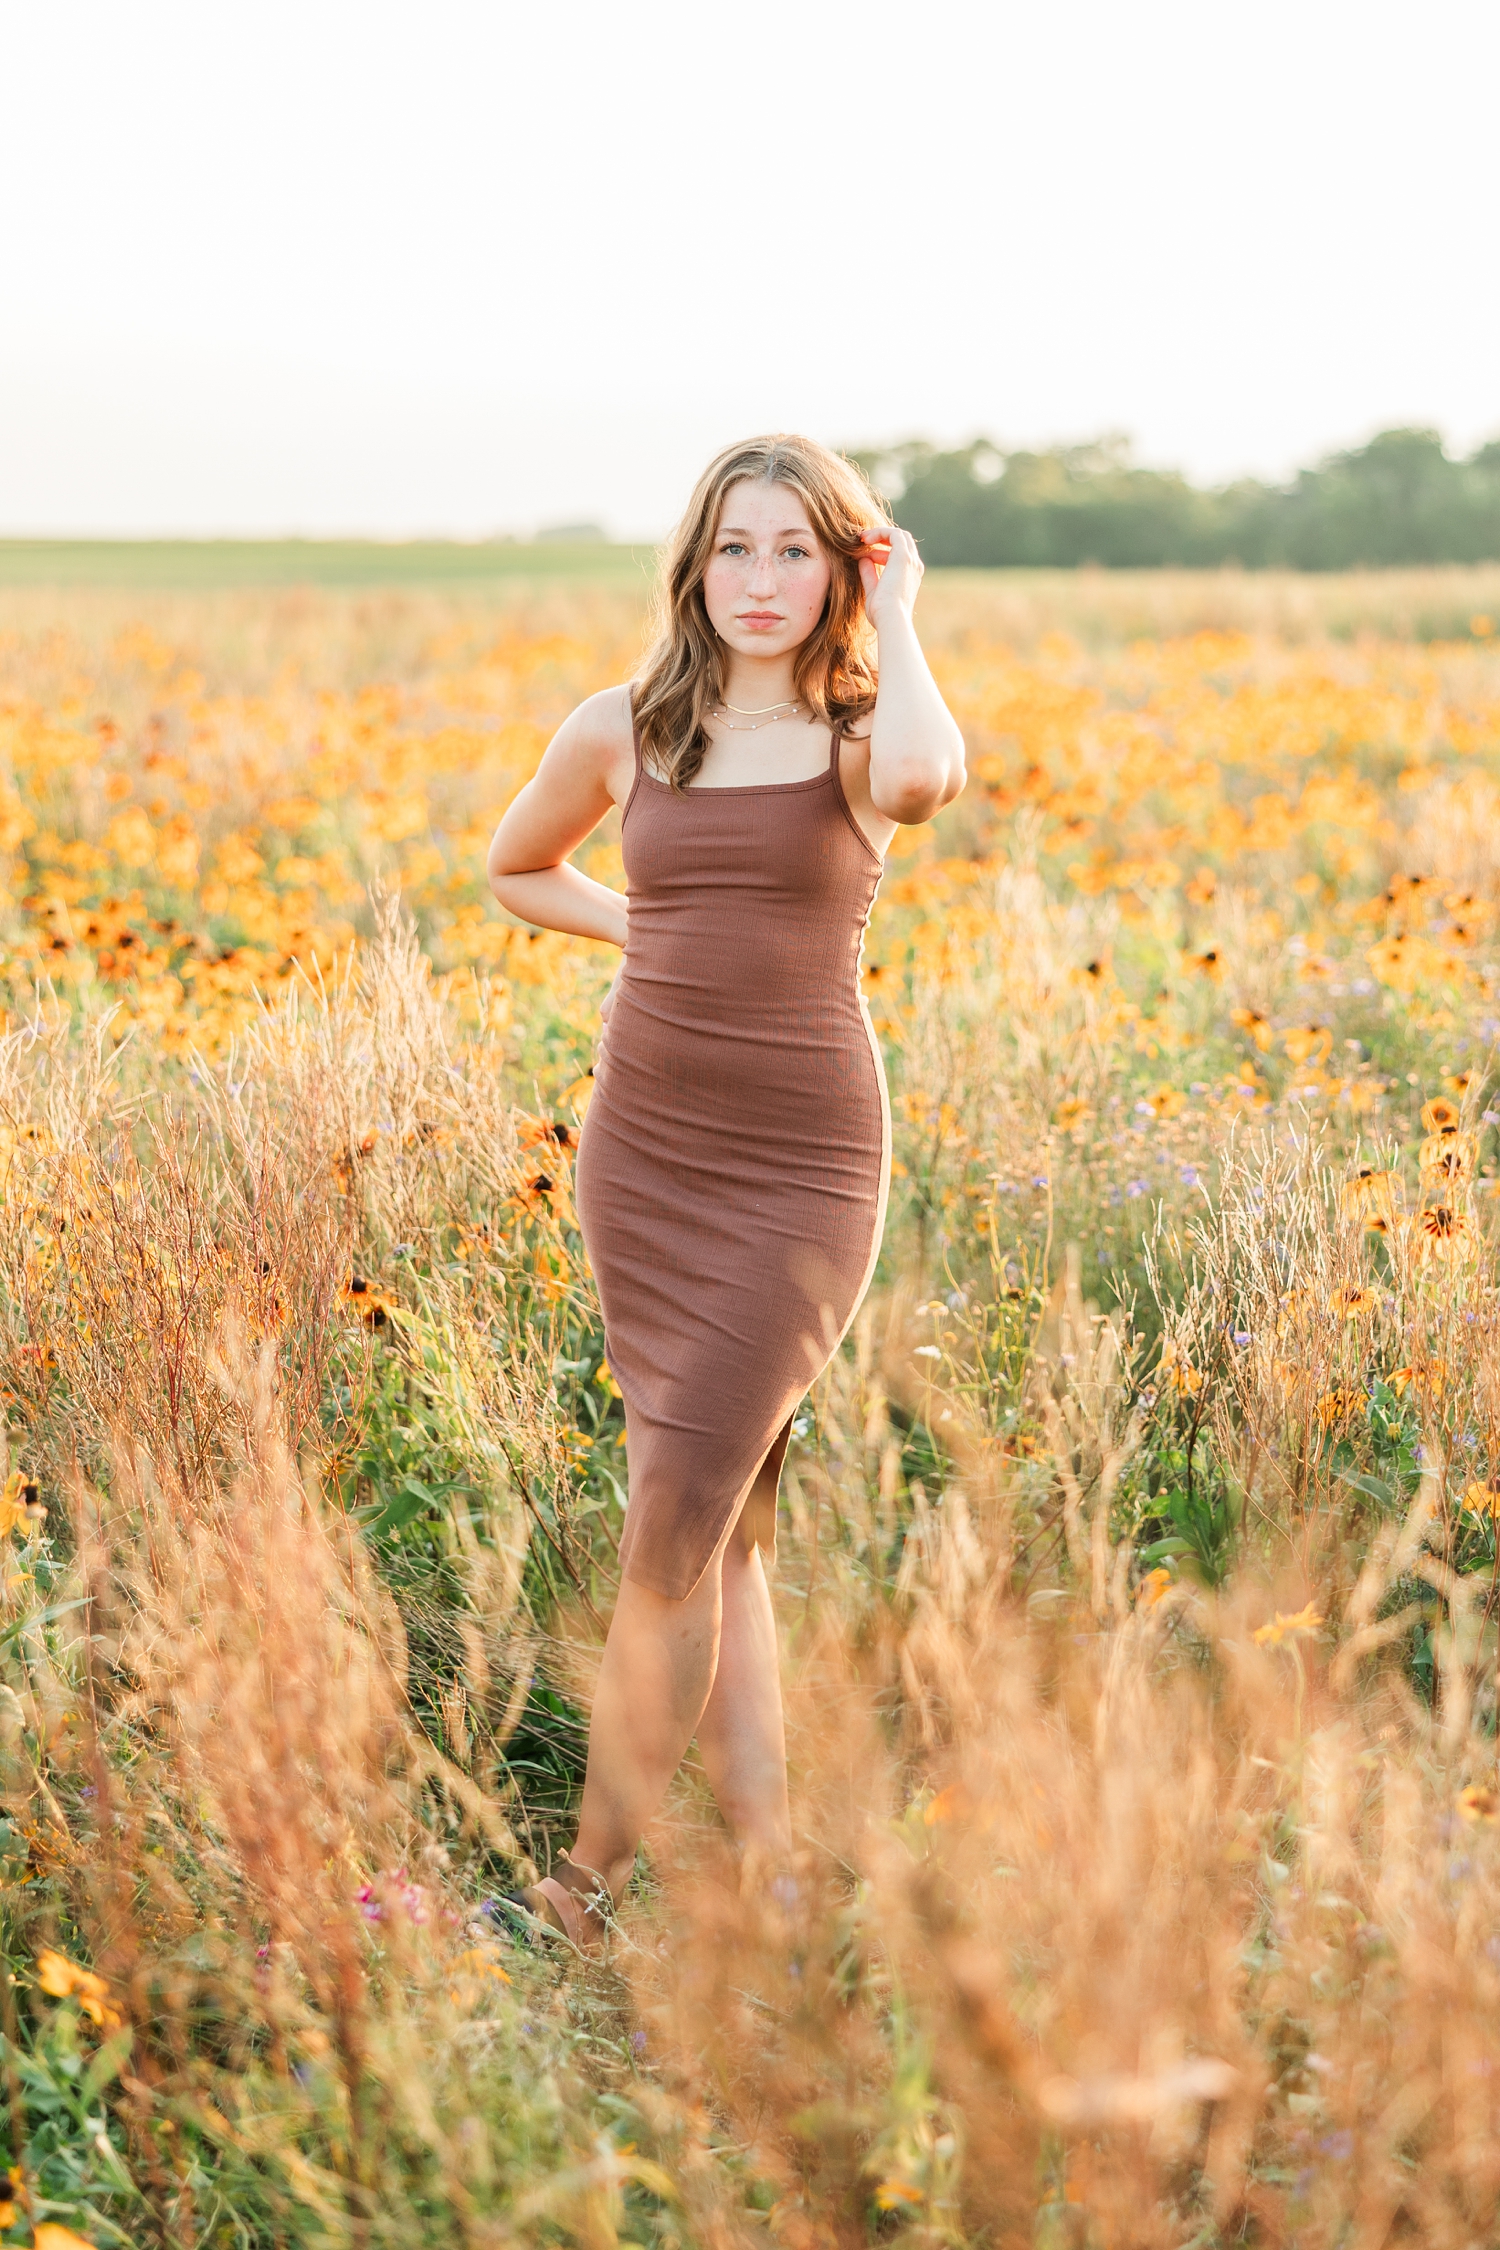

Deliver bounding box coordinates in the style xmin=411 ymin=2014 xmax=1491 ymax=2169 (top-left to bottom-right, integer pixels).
xmin=508 ymin=1852 xmax=613 ymax=1950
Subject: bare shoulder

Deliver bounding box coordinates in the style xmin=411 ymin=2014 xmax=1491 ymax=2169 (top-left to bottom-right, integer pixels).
xmin=572 ymin=682 xmax=635 ymax=752
xmin=546 ymin=682 xmax=636 ymax=806
xmin=558 ymin=682 xmax=635 ymax=763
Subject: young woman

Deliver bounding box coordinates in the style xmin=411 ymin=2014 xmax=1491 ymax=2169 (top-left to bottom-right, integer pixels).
xmin=487 ymin=434 xmax=965 ymax=1944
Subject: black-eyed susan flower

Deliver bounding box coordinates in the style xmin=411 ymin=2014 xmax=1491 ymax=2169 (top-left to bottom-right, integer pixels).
xmin=342 ymin=1276 xmax=397 ymax=1330
xmin=1419 ymin=1129 xmax=1476 ymax=1185
xmin=0 ymin=1471 xmax=44 ymax=1538
xmin=1389 ymin=1361 xmax=1448 ymax=1402
xmin=1341 ymin=1166 xmax=1401 ymax=1232
xmin=1158 ymin=1339 xmax=1203 ymax=1395
xmin=517 ymin=1114 xmax=576 ymax=1153
xmin=1284 ymin=1023 xmax=1331 ymax=1067
xmin=1413 ymin=1203 xmax=1474 ymax=1259
xmin=1230 ymin=1006 xmax=1274 ymax=1053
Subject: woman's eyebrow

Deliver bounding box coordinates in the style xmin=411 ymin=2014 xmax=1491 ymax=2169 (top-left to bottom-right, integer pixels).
xmin=717 ymin=524 xmax=818 ymax=540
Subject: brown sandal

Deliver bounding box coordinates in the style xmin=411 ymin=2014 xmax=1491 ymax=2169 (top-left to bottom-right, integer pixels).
xmin=508 ymin=1852 xmax=613 ymax=1948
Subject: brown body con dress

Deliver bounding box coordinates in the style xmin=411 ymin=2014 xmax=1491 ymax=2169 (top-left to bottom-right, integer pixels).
xmin=573 ymin=717 xmax=891 ymax=1599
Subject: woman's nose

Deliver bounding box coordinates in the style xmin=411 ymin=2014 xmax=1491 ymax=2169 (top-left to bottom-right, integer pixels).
xmin=746 ymin=550 xmax=778 ymax=592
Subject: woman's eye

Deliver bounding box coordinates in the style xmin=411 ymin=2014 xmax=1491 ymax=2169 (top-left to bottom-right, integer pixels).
xmin=720 ymin=541 xmax=747 ymax=555
xmin=783 ymin=545 xmax=810 ymax=560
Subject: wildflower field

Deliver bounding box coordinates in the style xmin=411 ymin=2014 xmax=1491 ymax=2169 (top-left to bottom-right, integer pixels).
xmin=4 ymin=562 xmax=1500 ymax=2247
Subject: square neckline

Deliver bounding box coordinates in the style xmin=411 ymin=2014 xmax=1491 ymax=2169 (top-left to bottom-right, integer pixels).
xmin=637 ymin=714 xmax=845 ymax=799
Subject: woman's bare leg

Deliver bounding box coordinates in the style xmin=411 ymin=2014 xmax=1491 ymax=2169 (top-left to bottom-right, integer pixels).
xmin=695 ymin=1530 xmax=790 ymax=1859
xmin=568 ymin=1517 xmax=788 ymax=1910
xmin=570 ymin=1532 xmax=729 ymax=1902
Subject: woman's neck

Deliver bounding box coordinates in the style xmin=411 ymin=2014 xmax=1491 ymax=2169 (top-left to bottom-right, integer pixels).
xmin=718 ymin=654 xmax=800 ymax=709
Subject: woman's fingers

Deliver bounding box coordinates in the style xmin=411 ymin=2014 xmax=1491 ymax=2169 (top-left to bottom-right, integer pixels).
xmin=857 ymin=524 xmax=922 ymax=613
xmin=857 ymin=525 xmax=920 ymax=571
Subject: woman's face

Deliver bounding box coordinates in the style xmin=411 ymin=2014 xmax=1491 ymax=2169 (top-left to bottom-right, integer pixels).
xmin=701 ymin=478 xmax=833 ymax=660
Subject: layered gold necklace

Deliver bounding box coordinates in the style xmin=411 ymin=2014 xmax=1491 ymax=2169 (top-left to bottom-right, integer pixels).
xmin=710 ymin=697 xmax=802 ymax=733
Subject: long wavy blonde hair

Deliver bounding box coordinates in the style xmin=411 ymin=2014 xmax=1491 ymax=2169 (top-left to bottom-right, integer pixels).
xmin=633 ymin=435 xmax=884 ymax=791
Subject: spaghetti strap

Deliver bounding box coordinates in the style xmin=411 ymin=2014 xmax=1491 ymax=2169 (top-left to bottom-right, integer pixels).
xmin=622 ymin=703 xmax=644 ymax=823
xmin=826 ymin=716 xmax=882 ymax=868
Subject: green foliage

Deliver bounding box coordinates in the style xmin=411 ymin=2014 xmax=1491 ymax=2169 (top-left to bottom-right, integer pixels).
xmin=1138 ymin=1445 xmax=1241 ymax=1589
xmin=0 ymin=1930 xmax=140 ymax=2248
xmin=858 ymin=427 xmax=1500 ymax=571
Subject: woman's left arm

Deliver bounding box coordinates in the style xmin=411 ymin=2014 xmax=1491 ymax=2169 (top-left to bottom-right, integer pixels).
xmin=860 ymin=526 xmax=967 ymax=824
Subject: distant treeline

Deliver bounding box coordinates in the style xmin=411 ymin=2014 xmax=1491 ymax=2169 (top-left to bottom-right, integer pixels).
xmin=855 ymin=427 xmax=1500 ymax=570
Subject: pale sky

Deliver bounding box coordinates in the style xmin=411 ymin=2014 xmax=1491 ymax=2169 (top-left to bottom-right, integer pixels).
xmin=3 ymin=0 xmax=1497 ymax=539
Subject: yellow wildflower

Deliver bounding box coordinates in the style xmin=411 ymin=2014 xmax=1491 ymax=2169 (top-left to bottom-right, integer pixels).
xmin=1413 ymin=1203 xmax=1474 ymax=1258
xmin=1421 ymin=1096 xmax=1462 ymax=1133
xmin=1283 ymin=1023 xmax=1331 ymax=1066
xmin=342 ymin=1276 xmax=398 ymax=1330
xmin=1419 ymin=1129 xmax=1476 ymax=1185
xmin=874 ymin=2179 xmax=925 ymax=2213
xmin=35 ymin=1950 xmax=121 ymax=2030
xmin=1457 ymin=1784 xmax=1500 ymax=1825
xmin=1230 ymin=1006 xmax=1274 ymax=1053
xmin=1254 ymin=1603 xmax=1324 ymax=1648
xmin=0 ymin=1471 xmax=44 ymax=1538
xmin=1327 ymin=1286 xmax=1376 ymax=1320
xmin=1340 ymin=1167 xmax=1400 ymax=1231
xmin=1158 ymin=1339 xmax=1203 ymax=1395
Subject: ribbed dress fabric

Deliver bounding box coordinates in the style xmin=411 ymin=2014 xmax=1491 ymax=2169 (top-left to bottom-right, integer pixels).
xmin=573 ymin=718 xmax=891 ymax=1599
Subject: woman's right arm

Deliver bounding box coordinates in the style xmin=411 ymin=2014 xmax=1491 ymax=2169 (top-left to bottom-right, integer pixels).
xmin=486 ymin=686 xmax=633 ymax=947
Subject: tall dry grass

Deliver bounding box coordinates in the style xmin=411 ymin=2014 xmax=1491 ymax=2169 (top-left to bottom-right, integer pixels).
xmin=0 ymin=578 xmax=1498 ymax=2244
xmin=623 ymin=1244 xmax=1500 ymax=2249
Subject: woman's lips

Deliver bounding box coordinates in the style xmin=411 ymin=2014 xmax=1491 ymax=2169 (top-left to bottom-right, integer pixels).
xmin=738 ymin=612 xmax=783 ymax=626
